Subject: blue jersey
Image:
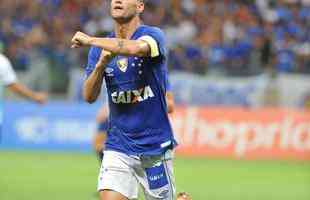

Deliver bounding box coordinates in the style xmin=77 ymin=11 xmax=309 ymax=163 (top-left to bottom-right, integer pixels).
xmin=85 ymin=25 xmax=176 ymax=156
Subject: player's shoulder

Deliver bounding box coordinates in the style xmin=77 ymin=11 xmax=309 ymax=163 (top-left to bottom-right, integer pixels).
xmin=139 ymin=25 xmax=165 ymax=36
xmin=140 ymin=25 xmax=163 ymax=32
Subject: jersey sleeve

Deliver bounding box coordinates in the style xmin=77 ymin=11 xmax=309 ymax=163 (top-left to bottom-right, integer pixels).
xmin=85 ymin=47 xmax=101 ymax=78
xmin=0 ymin=55 xmax=17 ymax=86
xmin=138 ymin=27 xmax=167 ymax=58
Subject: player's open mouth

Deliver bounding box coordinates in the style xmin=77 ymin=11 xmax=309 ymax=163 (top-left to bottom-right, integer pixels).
xmin=114 ymin=6 xmax=124 ymax=11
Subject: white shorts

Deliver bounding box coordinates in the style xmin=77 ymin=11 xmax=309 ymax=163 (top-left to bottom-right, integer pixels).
xmin=97 ymin=150 xmax=176 ymax=200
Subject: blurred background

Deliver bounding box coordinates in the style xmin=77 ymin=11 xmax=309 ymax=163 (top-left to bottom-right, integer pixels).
xmin=0 ymin=0 xmax=310 ymax=200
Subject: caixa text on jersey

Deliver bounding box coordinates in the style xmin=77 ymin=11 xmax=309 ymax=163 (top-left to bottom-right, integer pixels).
xmin=111 ymin=86 xmax=155 ymax=104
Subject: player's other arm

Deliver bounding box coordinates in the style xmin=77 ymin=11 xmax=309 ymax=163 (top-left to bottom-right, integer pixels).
xmin=7 ymin=83 xmax=47 ymax=104
xmin=83 ymin=51 xmax=114 ymax=104
xmin=166 ymin=91 xmax=175 ymax=114
xmin=96 ymin=105 xmax=109 ymax=123
xmin=0 ymin=55 xmax=47 ymax=104
xmin=71 ymin=31 xmax=151 ymax=57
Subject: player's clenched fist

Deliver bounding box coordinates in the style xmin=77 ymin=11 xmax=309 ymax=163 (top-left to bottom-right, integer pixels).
xmin=71 ymin=31 xmax=92 ymax=48
xmin=96 ymin=50 xmax=115 ymax=68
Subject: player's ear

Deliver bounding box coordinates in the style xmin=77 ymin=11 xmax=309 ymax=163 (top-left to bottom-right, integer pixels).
xmin=137 ymin=0 xmax=144 ymax=14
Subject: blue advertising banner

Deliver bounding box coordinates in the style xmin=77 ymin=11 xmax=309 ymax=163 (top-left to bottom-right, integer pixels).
xmin=170 ymin=73 xmax=268 ymax=107
xmin=0 ymin=102 xmax=100 ymax=152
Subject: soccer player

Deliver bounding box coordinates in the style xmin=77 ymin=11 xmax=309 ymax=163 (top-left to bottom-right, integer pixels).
xmin=0 ymin=52 xmax=48 ymax=104
xmin=71 ymin=0 xmax=177 ymax=199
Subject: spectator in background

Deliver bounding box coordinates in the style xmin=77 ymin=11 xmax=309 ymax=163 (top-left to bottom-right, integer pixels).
xmin=274 ymin=33 xmax=297 ymax=72
xmin=20 ymin=27 xmax=50 ymax=92
xmin=0 ymin=0 xmax=310 ymax=97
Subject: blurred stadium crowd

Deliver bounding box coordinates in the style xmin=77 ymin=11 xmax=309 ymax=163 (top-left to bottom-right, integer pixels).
xmin=0 ymin=0 xmax=310 ymax=94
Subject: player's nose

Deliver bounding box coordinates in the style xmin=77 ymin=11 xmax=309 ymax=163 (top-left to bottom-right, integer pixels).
xmin=113 ymin=0 xmax=123 ymax=4
xmin=112 ymin=0 xmax=123 ymax=7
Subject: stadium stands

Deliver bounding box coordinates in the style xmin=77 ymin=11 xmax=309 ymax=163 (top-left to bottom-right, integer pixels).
xmin=0 ymin=0 xmax=309 ymax=93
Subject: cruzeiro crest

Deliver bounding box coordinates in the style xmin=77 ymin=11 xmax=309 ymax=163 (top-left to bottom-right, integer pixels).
xmin=117 ymin=57 xmax=128 ymax=72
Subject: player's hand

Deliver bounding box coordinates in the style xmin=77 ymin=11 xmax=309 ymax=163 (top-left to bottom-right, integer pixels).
xmin=33 ymin=92 xmax=48 ymax=104
xmin=96 ymin=50 xmax=115 ymax=68
xmin=71 ymin=31 xmax=92 ymax=48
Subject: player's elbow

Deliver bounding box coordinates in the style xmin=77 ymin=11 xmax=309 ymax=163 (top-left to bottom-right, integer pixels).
xmin=83 ymin=91 xmax=97 ymax=104
xmin=83 ymin=81 xmax=101 ymax=104
xmin=84 ymin=96 xmax=97 ymax=104
xmin=83 ymin=95 xmax=94 ymax=104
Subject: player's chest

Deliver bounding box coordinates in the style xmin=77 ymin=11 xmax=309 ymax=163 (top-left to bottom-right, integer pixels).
xmin=104 ymin=56 xmax=149 ymax=85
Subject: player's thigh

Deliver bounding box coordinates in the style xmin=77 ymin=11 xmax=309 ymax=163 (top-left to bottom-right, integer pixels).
xmin=138 ymin=150 xmax=176 ymax=200
xmin=99 ymin=189 xmax=129 ymax=200
xmin=98 ymin=151 xmax=139 ymax=199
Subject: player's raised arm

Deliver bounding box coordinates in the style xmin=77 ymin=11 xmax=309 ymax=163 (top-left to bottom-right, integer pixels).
xmin=83 ymin=50 xmax=114 ymax=104
xmin=71 ymin=31 xmax=151 ymax=57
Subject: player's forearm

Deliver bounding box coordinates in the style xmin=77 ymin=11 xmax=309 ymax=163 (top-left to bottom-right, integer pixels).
xmin=89 ymin=37 xmax=149 ymax=57
xmin=83 ymin=65 xmax=105 ymax=104
xmin=7 ymin=83 xmax=38 ymax=101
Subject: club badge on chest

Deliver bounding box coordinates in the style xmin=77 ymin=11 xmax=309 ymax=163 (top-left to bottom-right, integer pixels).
xmin=117 ymin=57 xmax=128 ymax=72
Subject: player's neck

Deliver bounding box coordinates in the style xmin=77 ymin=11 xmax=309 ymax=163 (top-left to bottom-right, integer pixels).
xmin=115 ymin=16 xmax=141 ymax=39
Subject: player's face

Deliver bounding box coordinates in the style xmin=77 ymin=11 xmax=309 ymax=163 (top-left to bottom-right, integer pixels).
xmin=110 ymin=0 xmax=144 ymax=23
